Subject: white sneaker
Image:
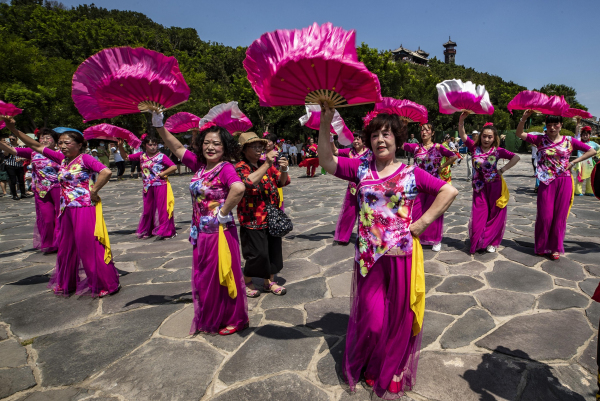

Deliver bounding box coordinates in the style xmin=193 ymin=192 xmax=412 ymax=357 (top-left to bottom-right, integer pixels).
xmin=486 ymin=245 xmax=496 ymax=253
xmin=432 ymin=243 xmax=442 ymax=252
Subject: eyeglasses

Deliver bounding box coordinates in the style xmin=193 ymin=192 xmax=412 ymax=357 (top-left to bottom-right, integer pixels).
xmin=247 ymin=144 xmax=265 ymax=151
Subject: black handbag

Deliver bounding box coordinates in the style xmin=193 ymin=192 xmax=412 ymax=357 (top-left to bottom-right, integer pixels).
xmin=260 ymin=184 xmax=293 ymax=237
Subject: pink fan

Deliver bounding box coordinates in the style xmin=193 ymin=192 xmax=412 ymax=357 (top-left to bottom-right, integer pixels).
xmin=83 ymin=124 xmax=141 ymax=148
xmin=299 ymin=105 xmax=353 ymax=146
xmin=199 ymin=101 xmax=253 ymax=134
xmin=244 ymin=22 xmax=382 ymax=108
xmin=72 ymin=47 xmax=190 ymax=122
xmin=0 ymin=100 xmax=23 ymax=119
xmin=364 ymin=97 xmax=428 ymax=125
xmin=165 ymin=112 xmax=201 ymax=133
xmin=563 ymin=108 xmax=593 ymax=120
xmin=436 ymin=79 xmax=494 ymax=115
xmin=507 ymin=90 xmax=569 ymax=115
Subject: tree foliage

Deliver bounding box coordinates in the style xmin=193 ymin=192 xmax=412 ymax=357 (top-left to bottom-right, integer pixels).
xmin=0 ymin=0 xmax=588 ymax=139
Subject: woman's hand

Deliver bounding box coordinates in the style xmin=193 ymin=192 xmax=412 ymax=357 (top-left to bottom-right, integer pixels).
xmin=277 ymin=157 xmax=289 ymax=169
xmin=459 ymin=111 xmax=469 ymax=124
xmin=409 ymin=219 xmax=427 ymax=238
xmin=321 ymin=102 xmax=335 ymax=125
xmin=265 ymin=150 xmax=278 ymax=166
xmin=151 ymin=111 xmax=164 ymax=128
xmin=90 ymin=191 xmax=100 ymax=203
xmin=522 ymin=109 xmax=534 ymax=121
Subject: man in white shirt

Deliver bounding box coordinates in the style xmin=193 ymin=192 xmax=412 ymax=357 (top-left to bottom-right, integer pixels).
xmin=289 ymin=143 xmax=298 ymax=166
xmin=110 ymin=143 xmax=125 ymax=180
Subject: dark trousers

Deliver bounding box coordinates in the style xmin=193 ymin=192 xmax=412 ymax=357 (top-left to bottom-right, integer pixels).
xmin=130 ymin=160 xmax=141 ymax=174
xmin=240 ymin=226 xmax=283 ymax=279
xmin=6 ymin=166 xmax=25 ymax=197
xmin=115 ymin=161 xmax=125 ymax=177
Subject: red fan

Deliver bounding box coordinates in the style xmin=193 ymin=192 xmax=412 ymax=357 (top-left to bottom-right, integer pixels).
xmin=563 ymin=108 xmax=593 ymax=120
xmin=165 ymin=112 xmax=200 ymax=133
xmin=199 ymin=101 xmax=253 ymax=134
xmin=507 ymin=90 xmax=569 ymax=115
xmin=83 ymin=124 xmax=141 ymax=148
xmin=0 ymin=100 xmax=23 ymax=119
xmin=244 ymin=22 xmax=382 ymax=108
xmin=72 ymin=47 xmax=190 ymax=122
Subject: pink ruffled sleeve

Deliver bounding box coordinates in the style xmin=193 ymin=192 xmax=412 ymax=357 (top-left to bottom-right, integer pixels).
xmin=525 ymin=134 xmax=543 ymax=146
xmin=438 ymin=144 xmax=456 ymax=157
xmin=570 ymin=138 xmax=592 ymax=153
xmin=464 ymin=137 xmax=476 ymax=153
xmin=334 ymin=157 xmax=361 ymax=183
xmin=403 ymin=143 xmax=418 ymax=153
xmin=41 ymin=148 xmax=65 ymax=164
xmin=82 ymin=154 xmax=110 ymax=173
xmin=414 ymin=167 xmax=446 ymax=196
xmin=220 ymin=162 xmax=242 ymax=188
xmin=337 ymin=148 xmax=351 ymax=158
xmin=15 ymin=147 xmax=33 ymax=159
xmin=161 ymin=153 xmax=175 ymax=167
xmin=181 ymin=150 xmax=201 ymax=172
xmin=128 ymin=152 xmax=142 ymax=162
xmin=497 ymin=148 xmax=516 ymax=160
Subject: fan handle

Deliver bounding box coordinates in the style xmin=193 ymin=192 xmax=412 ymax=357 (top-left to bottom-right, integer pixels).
xmin=305 ymin=89 xmax=374 ymax=108
xmin=138 ymin=100 xmax=166 ymax=113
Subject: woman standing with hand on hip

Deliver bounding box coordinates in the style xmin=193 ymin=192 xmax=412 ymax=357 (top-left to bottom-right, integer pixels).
xmin=516 ymin=111 xmax=595 ymax=260
xmin=403 ymin=124 xmax=457 ymax=252
xmin=117 ymin=137 xmax=177 ymax=240
xmin=0 ymin=126 xmax=61 ymax=253
xmin=458 ymin=114 xmax=520 ymax=254
xmin=3 ymin=119 xmax=119 ymax=297
xmin=318 ymin=104 xmax=457 ymax=398
xmin=153 ymin=112 xmax=248 ymax=336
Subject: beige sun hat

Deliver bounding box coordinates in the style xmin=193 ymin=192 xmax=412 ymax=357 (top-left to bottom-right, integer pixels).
xmin=238 ymin=132 xmax=268 ymax=148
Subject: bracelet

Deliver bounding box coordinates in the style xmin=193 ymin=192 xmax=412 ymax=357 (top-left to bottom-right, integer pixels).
xmin=281 ymin=166 xmax=289 ymax=173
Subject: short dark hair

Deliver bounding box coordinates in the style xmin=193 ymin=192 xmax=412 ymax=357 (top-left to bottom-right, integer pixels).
xmin=353 ymin=130 xmax=363 ymax=139
xmin=59 ymin=131 xmax=87 ymax=150
xmin=264 ymin=133 xmax=278 ymax=143
xmin=363 ymin=113 xmax=408 ymax=155
xmin=142 ymin=135 xmax=161 ymax=149
xmin=192 ymin=125 xmax=240 ymax=164
xmin=545 ymin=115 xmax=563 ymax=125
xmin=39 ymin=128 xmax=59 ymax=144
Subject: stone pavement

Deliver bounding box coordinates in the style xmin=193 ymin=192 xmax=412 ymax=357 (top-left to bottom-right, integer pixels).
xmin=0 ymin=158 xmax=599 ymax=401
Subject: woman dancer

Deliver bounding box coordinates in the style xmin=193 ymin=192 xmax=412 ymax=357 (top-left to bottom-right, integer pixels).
xmin=0 ymin=127 xmax=61 ymax=253
xmin=153 ymin=113 xmax=248 ymax=335
xmin=458 ymin=115 xmax=520 ymax=254
xmin=118 ymin=137 xmax=177 ymax=239
xmin=516 ymin=111 xmax=595 ymax=259
xmin=440 ymin=135 xmax=456 ymax=183
xmin=318 ymin=104 xmax=457 ymax=398
xmin=574 ymin=126 xmax=599 ymax=196
xmin=403 ymin=124 xmax=457 ymax=252
xmin=4 ymin=119 xmax=119 ymax=297
xmin=236 ymin=132 xmax=290 ymax=297
xmin=332 ymin=131 xmax=372 ymax=245
xmin=299 ymin=136 xmax=319 ymax=177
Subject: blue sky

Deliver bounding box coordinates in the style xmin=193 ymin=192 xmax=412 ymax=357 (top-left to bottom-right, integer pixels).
xmin=62 ymin=0 xmax=600 ymax=117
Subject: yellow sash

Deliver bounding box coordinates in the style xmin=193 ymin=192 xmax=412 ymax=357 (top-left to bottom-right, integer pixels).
xmin=410 ymin=236 xmax=425 ymax=336
xmin=277 ymin=187 xmax=283 ymax=208
xmin=567 ymin=176 xmax=575 ymax=219
xmin=166 ymin=180 xmax=175 ymax=219
xmin=94 ymin=199 xmax=112 ymax=264
xmin=495 ymin=176 xmax=510 ymax=209
xmin=218 ymin=224 xmax=237 ymax=299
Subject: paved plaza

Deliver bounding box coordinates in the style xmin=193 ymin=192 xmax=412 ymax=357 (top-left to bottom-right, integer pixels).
xmin=0 ymin=158 xmax=599 ymax=401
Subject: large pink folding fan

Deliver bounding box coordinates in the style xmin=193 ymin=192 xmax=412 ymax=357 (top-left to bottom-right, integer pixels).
xmin=563 ymin=108 xmax=592 ymax=120
xmin=0 ymin=100 xmax=23 ymax=119
xmin=507 ymin=90 xmax=569 ymax=115
xmin=199 ymin=101 xmax=253 ymax=134
xmin=83 ymin=124 xmax=142 ymax=148
xmin=436 ymin=80 xmax=494 ymax=115
xmin=165 ymin=112 xmax=201 ymax=133
xmin=244 ymin=22 xmax=382 ymax=108
xmin=72 ymin=47 xmax=190 ymax=122
xmin=299 ymin=105 xmax=353 ymax=146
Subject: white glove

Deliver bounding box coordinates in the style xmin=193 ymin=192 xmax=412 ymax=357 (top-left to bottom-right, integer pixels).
xmin=151 ymin=111 xmax=164 ymax=128
xmin=217 ymin=210 xmax=233 ymax=224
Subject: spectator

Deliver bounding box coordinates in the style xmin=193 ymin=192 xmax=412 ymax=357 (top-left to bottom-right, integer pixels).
xmin=289 ymin=142 xmax=298 ymax=166
xmin=0 ymin=148 xmax=9 ymax=197
xmin=406 ymin=133 xmax=418 ymax=165
xmin=110 ymin=142 xmax=125 ymax=180
xmin=3 ymin=135 xmax=28 ymax=200
xmin=96 ymin=142 xmax=110 ymax=167
xmin=91 ymin=149 xmax=100 ymax=161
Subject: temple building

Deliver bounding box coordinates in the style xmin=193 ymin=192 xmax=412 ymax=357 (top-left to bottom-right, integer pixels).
xmin=443 ymin=37 xmax=457 ymax=64
xmin=391 ymin=45 xmax=429 ymax=66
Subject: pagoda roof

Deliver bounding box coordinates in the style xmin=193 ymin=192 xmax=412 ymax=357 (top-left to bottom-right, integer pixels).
xmin=391 ymin=44 xmax=429 ymax=60
xmin=443 ymin=37 xmax=457 ymax=47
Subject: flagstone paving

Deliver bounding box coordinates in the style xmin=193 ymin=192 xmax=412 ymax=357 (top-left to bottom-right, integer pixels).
xmin=1 ymin=159 xmax=599 ymax=400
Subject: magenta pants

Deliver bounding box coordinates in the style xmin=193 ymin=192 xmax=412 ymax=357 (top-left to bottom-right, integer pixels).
xmin=50 ymin=206 xmax=119 ymax=296
xmin=469 ymin=180 xmax=507 ymax=254
xmin=535 ymin=176 xmax=572 ymax=255
xmin=33 ymin=187 xmax=61 ymax=252
xmin=344 ymin=255 xmax=421 ymax=399
xmin=137 ymin=185 xmax=176 ymax=238
xmin=334 ymin=186 xmax=357 ymax=243
xmin=412 ymin=192 xmax=443 ymax=245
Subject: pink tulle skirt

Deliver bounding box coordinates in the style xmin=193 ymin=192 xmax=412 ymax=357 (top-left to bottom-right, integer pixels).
xmin=33 ymin=187 xmax=60 ymax=253
xmin=468 ymin=180 xmax=507 ymax=253
xmin=412 ymin=192 xmax=443 ymax=245
xmin=50 ymin=206 xmax=120 ymax=297
xmin=137 ymin=185 xmax=176 ymax=238
xmin=344 ymin=255 xmax=421 ymax=399
xmin=535 ymin=176 xmax=572 ymax=255
xmin=190 ymin=227 xmax=248 ymax=334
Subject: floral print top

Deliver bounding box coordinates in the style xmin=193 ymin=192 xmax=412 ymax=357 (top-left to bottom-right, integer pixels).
xmin=335 ymin=157 xmax=446 ymax=276
xmin=181 ymin=151 xmax=241 ymax=245
xmin=525 ymin=134 xmax=591 ymax=185
xmin=129 ymin=152 xmax=175 ymax=193
xmin=338 ymin=147 xmax=372 ymax=195
xmin=403 ymin=143 xmax=456 ymax=179
xmin=464 ymin=137 xmax=515 ymax=192
xmin=42 ymin=148 xmax=109 ymax=213
xmin=15 ymin=148 xmax=60 ymax=198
